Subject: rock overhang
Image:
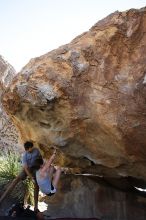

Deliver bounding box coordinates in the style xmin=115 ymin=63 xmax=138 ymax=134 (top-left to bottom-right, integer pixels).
xmin=2 ymin=7 xmax=146 ymax=182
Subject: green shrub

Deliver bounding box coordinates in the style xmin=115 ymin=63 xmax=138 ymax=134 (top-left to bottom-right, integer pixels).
xmin=0 ymin=152 xmax=21 ymax=186
xmin=23 ymin=178 xmax=34 ymax=205
xmin=0 ymin=152 xmax=34 ymax=205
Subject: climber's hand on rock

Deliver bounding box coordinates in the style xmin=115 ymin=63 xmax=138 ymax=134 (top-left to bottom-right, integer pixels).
xmin=53 ymin=148 xmax=57 ymax=155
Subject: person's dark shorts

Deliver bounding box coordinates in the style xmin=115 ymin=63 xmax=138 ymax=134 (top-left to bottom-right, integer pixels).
xmin=47 ymin=183 xmax=56 ymax=196
xmin=18 ymin=167 xmax=36 ymax=181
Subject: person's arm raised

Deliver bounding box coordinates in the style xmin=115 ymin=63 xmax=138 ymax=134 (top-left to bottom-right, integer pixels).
xmin=41 ymin=149 xmax=57 ymax=172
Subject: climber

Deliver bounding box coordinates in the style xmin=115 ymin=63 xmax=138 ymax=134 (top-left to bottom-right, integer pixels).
xmin=0 ymin=141 xmax=42 ymax=211
xmin=34 ymin=147 xmax=66 ymax=196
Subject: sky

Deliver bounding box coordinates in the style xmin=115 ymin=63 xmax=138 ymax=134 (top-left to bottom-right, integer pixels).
xmin=0 ymin=0 xmax=146 ymax=72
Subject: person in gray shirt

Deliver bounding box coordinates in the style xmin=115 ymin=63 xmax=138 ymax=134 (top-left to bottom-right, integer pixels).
xmin=0 ymin=141 xmax=42 ymax=211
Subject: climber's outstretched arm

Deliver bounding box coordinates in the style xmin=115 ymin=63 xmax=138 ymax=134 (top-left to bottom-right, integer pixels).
xmin=41 ymin=149 xmax=57 ymax=173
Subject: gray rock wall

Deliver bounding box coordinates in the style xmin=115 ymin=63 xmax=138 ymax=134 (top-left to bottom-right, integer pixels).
xmin=0 ymin=56 xmax=22 ymax=153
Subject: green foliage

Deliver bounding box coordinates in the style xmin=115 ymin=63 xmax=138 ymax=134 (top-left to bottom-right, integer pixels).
xmin=0 ymin=152 xmax=21 ymax=185
xmin=23 ymin=179 xmax=34 ymax=205
xmin=0 ymin=152 xmax=34 ymax=205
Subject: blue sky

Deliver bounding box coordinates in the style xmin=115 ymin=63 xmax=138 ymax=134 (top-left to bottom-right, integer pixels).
xmin=0 ymin=0 xmax=146 ymax=71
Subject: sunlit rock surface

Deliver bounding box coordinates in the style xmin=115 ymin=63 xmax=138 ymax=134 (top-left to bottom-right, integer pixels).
xmin=0 ymin=56 xmax=21 ymax=152
xmin=2 ymin=8 xmax=146 ymax=181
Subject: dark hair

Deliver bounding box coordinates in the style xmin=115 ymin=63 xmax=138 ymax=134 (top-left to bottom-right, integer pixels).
xmin=24 ymin=141 xmax=33 ymax=150
xmin=8 ymin=202 xmax=37 ymax=218
xmin=8 ymin=202 xmax=24 ymax=217
xmin=32 ymin=158 xmax=44 ymax=170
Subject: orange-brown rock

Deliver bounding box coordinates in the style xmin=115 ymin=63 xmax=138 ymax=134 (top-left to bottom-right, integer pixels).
xmin=2 ymin=8 xmax=146 ymax=180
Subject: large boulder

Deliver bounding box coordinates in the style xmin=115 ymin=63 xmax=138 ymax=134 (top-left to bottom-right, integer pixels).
xmin=2 ymin=8 xmax=146 ymax=180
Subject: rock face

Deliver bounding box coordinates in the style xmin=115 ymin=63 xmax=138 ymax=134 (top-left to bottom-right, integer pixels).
xmin=0 ymin=56 xmax=21 ymax=153
xmin=2 ymin=8 xmax=146 ymax=181
xmin=44 ymin=175 xmax=146 ymax=220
